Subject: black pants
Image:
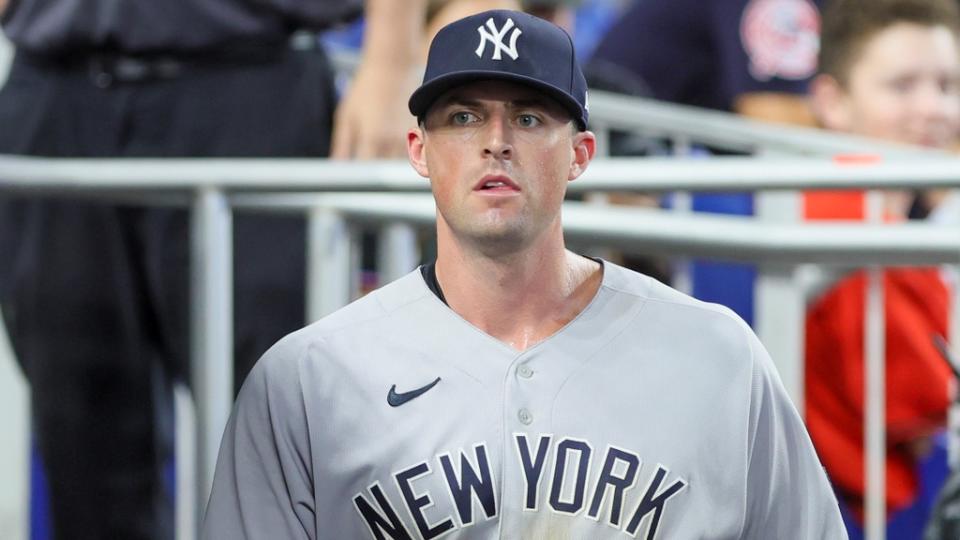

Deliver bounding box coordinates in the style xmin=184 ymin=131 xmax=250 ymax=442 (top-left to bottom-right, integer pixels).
xmin=0 ymin=45 xmax=335 ymax=540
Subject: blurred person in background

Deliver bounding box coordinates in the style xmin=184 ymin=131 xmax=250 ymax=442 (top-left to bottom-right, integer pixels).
xmin=588 ymin=0 xmax=822 ymax=125
xmin=0 ymin=0 xmax=356 ymax=537
xmin=335 ymin=0 xmax=528 ymax=161
xmin=804 ymin=0 xmax=960 ymax=536
xmin=0 ymin=0 xmax=511 ymax=538
xmin=584 ymin=0 xmax=824 ymax=323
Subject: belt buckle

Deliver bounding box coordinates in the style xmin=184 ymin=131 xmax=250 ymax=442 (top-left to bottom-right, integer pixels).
xmin=113 ymin=57 xmax=151 ymax=82
xmin=88 ymin=55 xmax=183 ymax=87
xmin=88 ymin=57 xmax=114 ymax=88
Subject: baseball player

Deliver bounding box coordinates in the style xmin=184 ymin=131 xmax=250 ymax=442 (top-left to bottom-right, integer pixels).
xmin=203 ymin=10 xmax=846 ymax=539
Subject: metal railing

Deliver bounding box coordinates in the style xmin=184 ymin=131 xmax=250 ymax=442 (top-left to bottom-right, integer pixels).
xmin=1 ymin=91 xmax=957 ymax=540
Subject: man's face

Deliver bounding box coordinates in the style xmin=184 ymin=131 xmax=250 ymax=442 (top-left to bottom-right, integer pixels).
xmin=407 ymin=80 xmax=595 ymax=253
xmin=822 ymin=23 xmax=960 ymax=147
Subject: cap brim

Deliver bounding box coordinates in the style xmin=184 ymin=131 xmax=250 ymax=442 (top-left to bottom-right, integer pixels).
xmin=408 ymin=70 xmax=586 ymax=130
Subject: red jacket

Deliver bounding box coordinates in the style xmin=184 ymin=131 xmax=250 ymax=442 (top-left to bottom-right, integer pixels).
xmin=803 ymin=190 xmax=952 ymax=517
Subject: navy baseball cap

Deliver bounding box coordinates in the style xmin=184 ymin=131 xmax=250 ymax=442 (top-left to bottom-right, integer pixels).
xmin=409 ymin=10 xmax=589 ymax=130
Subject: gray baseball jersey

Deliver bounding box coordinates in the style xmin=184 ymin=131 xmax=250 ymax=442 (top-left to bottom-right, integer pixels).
xmin=203 ymin=260 xmax=847 ymax=539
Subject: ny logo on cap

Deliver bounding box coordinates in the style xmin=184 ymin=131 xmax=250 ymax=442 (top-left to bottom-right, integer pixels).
xmin=475 ymin=17 xmax=522 ymax=61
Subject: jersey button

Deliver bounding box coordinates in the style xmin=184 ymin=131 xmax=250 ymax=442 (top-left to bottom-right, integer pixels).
xmin=518 ymin=408 xmax=533 ymax=425
xmin=517 ymin=365 xmax=534 ymax=379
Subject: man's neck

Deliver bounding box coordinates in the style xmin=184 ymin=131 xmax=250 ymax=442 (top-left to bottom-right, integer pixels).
xmin=435 ymin=229 xmax=602 ymax=352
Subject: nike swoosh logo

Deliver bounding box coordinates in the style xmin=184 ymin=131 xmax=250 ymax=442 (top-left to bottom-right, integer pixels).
xmin=387 ymin=377 xmax=441 ymax=407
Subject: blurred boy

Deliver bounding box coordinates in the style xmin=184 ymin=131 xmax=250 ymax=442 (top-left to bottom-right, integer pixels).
xmin=804 ymin=0 xmax=960 ymax=524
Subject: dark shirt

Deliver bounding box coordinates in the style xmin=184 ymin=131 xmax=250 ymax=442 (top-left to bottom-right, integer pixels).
xmin=588 ymin=0 xmax=822 ymax=111
xmin=1 ymin=0 xmax=362 ymax=54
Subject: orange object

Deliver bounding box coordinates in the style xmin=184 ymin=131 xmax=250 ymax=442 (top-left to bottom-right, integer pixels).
xmin=832 ymin=153 xmax=883 ymax=165
xmin=804 ymin=190 xmax=865 ymax=220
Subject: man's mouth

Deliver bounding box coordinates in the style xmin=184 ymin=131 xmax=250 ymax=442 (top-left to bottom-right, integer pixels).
xmin=475 ymin=175 xmax=520 ymax=191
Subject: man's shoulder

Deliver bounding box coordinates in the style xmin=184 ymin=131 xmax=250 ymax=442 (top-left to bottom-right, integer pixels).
xmin=253 ymin=270 xmax=434 ymax=370
xmin=602 ymin=260 xmax=758 ymax=361
xmin=316 ymin=269 xmax=432 ymax=331
xmin=603 ymin=260 xmax=747 ymax=325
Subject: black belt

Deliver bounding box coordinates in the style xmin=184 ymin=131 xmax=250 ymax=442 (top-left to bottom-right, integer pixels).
xmin=86 ymin=55 xmax=188 ymax=87
xmin=18 ymin=39 xmax=301 ymax=87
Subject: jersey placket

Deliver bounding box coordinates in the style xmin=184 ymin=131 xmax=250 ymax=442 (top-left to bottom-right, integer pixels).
xmin=498 ymin=337 xmax=616 ymax=538
xmin=496 ymin=284 xmax=650 ymax=538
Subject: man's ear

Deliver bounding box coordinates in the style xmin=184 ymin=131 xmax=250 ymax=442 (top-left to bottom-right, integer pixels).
xmin=809 ymin=73 xmax=853 ymax=131
xmin=568 ymin=130 xmax=597 ymax=181
xmin=407 ymin=127 xmax=430 ymax=178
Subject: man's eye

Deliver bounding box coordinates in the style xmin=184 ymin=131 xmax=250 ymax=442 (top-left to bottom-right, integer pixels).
xmin=517 ymin=114 xmax=540 ymax=127
xmin=452 ymin=112 xmax=477 ymax=125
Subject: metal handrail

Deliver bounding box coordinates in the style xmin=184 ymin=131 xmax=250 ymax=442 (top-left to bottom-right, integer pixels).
xmin=2 ymin=154 xmax=960 ymax=193
xmin=2 ymin=88 xmax=954 ymax=540
xmin=586 ymin=90 xmax=945 ymax=157
xmin=232 ymin=192 xmax=960 ymax=265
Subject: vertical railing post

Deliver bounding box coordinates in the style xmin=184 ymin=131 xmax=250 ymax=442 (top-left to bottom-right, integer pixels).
xmin=0 ymin=309 xmax=28 ymax=540
xmin=950 ymin=256 xmax=960 ymax=470
xmin=864 ymin=190 xmax=886 ymax=540
xmin=754 ymin=261 xmax=806 ymax=408
xmin=189 ymin=187 xmax=233 ymax=532
xmin=307 ymin=206 xmax=351 ymax=322
xmin=592 ymin=121 xmax=610 ymax=157
xmin=754 ymin=223 xmax=805 ymax=405
xmin=754 ymin=149 xmax=805 ymax=408
xmin=378 ymin=223 xmax=419 ymax=284
xmin=669 ymin=135 xmax=693 ymax=294
xmin=174 ymin=382 xmax=196 ymax=540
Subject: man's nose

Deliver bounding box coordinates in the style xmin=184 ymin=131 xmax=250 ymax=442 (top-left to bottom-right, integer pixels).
xmin=481 ymin=115 xmax=513 ymax=159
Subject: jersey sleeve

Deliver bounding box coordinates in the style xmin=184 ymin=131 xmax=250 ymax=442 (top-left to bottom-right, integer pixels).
xmin=740 ymin=330 xmax=848 ymax=539
xmin=201 ymin=339 xmax=317 ymax=540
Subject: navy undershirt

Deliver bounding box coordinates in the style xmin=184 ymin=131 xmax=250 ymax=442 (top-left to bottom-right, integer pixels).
xmin=419 ymin=257 xmax=604 ymax=307
xmin=420 ymin=261 xmax=447 ymax=305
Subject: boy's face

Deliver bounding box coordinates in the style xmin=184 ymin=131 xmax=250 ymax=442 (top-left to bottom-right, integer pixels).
xmin=817 ymin=22 xmax=960 ymax=148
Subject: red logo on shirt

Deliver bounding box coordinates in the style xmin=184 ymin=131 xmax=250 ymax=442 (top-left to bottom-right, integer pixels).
xmin=740 ymin=0 xmax=820 ymax=81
